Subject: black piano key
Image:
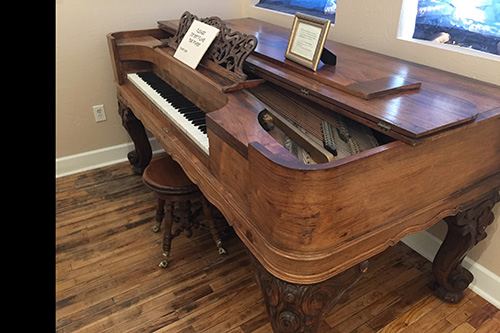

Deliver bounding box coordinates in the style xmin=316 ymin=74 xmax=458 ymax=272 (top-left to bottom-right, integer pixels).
xmin=137 ymin=72 xmax=190 ymax=105
xmin=181 ymin=108 xmax=204 ymax=117
xmin=186 ymin=114 xmax=204 ymax=122
xmin=179 ymin=110 xmax=203 ymax=118
xmin=136 ymin=72 xmax=207 ymax=131
xmin=179 ymin=106 xmax=202 ymax=113
xmin=191 ymin=118 xmax=206 ymax=126
xmin=186 ymin=114 xmax=205 ymax=123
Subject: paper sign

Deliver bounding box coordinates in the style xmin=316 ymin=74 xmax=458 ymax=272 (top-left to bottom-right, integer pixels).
xmin=174 ymin=20 xmax=220 ymax=69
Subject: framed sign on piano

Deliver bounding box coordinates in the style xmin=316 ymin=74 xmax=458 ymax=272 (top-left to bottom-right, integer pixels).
xmin=285 ymin=12 xmax=331 ymax=71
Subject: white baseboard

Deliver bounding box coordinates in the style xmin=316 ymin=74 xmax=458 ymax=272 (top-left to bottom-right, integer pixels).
xmin=55 ymin=138 xmax=164 ymax=178
xmin=56 ymin=141 xmax=499 ymax=309
xmin=402 ymin=231 xmax=500 ymax=309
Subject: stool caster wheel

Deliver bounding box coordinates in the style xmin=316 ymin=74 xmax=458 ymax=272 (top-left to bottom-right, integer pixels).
xmin=216 ymin=241 xmax=227 ymax=255
xmin=152 ymin=224 xmax=161 ymax=233
xmin=159 ymin=251 xmax=169 ymax=268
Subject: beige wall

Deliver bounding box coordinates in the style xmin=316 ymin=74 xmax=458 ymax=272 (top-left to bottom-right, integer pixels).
xmin=57 ymin=1 xmax=499 ymax=276
xmin=55 ymin=0 xmax=243 ymax=158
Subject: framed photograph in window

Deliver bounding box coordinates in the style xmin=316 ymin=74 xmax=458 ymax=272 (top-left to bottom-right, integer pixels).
xmin=285 ymin=13 xmax=331 ymax=71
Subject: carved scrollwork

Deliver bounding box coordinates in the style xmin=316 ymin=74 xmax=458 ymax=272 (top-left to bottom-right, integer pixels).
xmin=432 ymin=190 xmax=500 ymax=303
xmin=250 ymin=253 xmax=367 ymax=332
xmin=455 ymin=192 xmax=499 ymax=244
xmin=209 ymin=29 xmax=258 ymax=75
xmin=117 ymin=100 xmax=152 ymax=174
xmin=168 ymin=11 xmax=257 ymax=79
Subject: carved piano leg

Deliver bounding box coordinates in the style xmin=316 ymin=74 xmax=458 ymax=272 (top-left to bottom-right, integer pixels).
xmin=432 ymin=190 xmax=500 ymax=303
xmin=249 ymin=254 xmax=368 ymax=333
xmin=118 ymin=100 xmax=152 ymax=174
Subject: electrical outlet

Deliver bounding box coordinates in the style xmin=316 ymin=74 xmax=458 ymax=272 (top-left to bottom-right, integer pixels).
xmin=93 ymin=105 xmax=107 ymax=122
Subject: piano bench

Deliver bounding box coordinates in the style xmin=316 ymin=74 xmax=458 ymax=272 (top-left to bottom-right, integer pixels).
xmin=142 ymin=156 xmax=226 ymax=268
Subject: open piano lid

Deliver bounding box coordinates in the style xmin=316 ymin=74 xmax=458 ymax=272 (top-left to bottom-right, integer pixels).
xmin=159 ymin=18 xmax=478 ymax=144
xmin=229 ymin=19 xmax=479 ymax=144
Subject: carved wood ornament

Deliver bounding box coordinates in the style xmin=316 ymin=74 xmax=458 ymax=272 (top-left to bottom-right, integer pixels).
xmin=432 ymin=190 xmax=500 ymax=303
xmin=117 ymin=100 xmax=152 ymax=174
xmin=167 ymin=11 xmax=258 ymax=81
xmin=250 ymin=254 xmax=368 ymax=332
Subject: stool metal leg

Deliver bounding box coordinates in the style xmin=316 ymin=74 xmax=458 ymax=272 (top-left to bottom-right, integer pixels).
xmin=159 ymin=201 xmax=175 ymax=268
xmin=201 ymin=197 xmax=227 ymax=255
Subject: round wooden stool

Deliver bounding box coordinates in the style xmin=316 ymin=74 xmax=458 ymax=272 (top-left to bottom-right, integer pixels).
xmin=142 ymin=156 xmax=226 ymax=268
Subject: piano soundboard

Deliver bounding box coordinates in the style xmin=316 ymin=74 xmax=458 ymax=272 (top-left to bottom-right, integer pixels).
xmin=247 ymin=83 xmax=382 ymax=165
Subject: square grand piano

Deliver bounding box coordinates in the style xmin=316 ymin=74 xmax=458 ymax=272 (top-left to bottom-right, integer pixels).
xmin=108 ymin=12 xmax=500 ymax=332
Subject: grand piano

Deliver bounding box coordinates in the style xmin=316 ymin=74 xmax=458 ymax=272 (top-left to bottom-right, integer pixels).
xmin=108 ymin=12 xmax=500 ymax=332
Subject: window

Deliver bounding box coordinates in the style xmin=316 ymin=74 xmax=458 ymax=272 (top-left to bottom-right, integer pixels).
xmin=413 ymin=0 xmax=500 ymax=56
xmin=256 ymin=0 xmax=337 ymax=22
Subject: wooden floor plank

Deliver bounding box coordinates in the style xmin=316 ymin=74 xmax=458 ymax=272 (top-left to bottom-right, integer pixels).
xmin=398 ymin=292 xmax=476 ymax=333
xmin=474 ymin=312 xmax=500 ymax=333
xmin=446 ymin=295 xmax=489 ymax=327
xmin=449 ymin=322 xmax=476 ymax=333
xmin=376 ymin=292 xmax=443 ymax=333
xmin=467 ymin=302 xmax=499 ymax=329
xmin=55 ymin=161 xmax=499 ymax=332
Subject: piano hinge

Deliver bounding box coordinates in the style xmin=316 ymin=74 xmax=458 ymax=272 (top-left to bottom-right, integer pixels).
xmin=300 ymin=87 xmax=310 ymax=96
xmin=377 ymin=122 xmax=391 ymax=133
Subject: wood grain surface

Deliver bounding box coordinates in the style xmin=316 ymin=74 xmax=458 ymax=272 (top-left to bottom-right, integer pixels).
xmin=56 ymin=161 xmax=500 ymax=332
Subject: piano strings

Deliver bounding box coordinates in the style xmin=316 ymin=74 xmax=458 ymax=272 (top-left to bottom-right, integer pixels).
xmin=247 ymin=83 xmax=381 ymax=164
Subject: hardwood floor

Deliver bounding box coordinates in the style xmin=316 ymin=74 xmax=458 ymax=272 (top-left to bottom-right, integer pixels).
xmin=56 ymin=161 xmax=500 ymax=333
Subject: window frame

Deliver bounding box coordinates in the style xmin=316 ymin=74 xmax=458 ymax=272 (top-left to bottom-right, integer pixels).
xmin=398 ymin=0 xmax=499 ymax=60
xmin=254 ymin=0 xmax=337 ymax=22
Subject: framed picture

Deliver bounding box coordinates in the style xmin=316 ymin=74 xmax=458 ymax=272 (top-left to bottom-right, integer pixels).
xmin=285 ymin=13 xmax=331 ymax=71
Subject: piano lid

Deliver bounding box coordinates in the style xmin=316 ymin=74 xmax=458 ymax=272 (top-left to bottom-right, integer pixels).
xmin=159 ymin=18 xmax=481 ymax=141
xmin=231 ymin=19 xmax=481 ymax=141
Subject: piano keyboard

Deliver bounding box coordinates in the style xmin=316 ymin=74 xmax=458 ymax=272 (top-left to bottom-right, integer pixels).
xmin=127 ymin=72 xmax=209 ymax=155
